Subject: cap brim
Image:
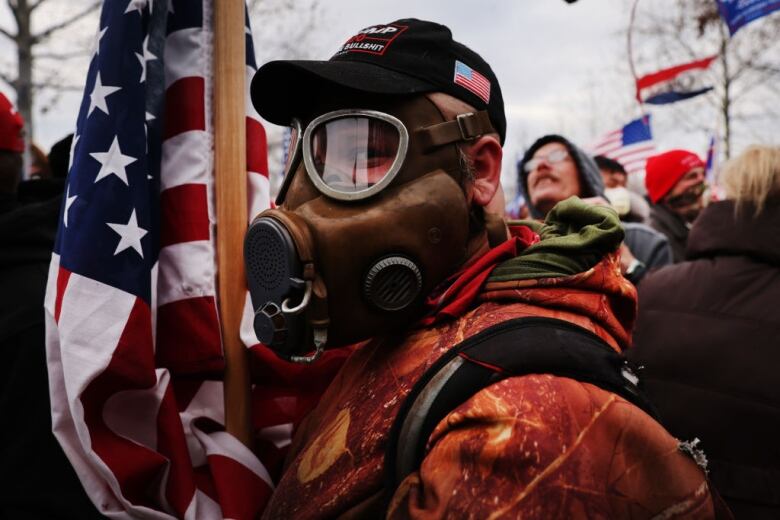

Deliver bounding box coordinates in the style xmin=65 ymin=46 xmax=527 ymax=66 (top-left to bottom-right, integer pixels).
xmin=251 ymin=60 xmax=436 ymax=125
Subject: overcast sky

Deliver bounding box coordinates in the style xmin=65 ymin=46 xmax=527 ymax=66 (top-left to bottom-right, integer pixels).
xmin=1 ymin=0 xmax=777 ymax=192
xmin=253 ymin=0 xmax=637 ymax=192
xmin=251 ymin=0 xmax=654 ymax=192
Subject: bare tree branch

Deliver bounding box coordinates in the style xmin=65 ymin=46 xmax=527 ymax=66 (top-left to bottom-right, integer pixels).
xmin=0 ymin=25 xmax=17 ymax=42
xmin=35 ymin=49 xmax=91 ymax=60
xmin=8 ymin=1 xmax=20 ymax=25
xmin=0 ymin=70 xmax=17 ymax=88
xmin=31 ymin=81 xmax=84 ymax=92
xmin=29 ymin=0 xmax=53 ymax=12
xmin=32 ymin=0 xmax=100 ymax=44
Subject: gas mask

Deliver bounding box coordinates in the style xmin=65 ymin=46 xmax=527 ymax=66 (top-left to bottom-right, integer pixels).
xmin=244 ymin=95 xmax=495 ymax=362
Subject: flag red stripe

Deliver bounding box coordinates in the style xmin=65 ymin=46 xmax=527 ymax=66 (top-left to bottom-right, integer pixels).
xmin=164 ymin=77 xmax=206 ymax=139
xmin=160 ymin=183 xmax=210 ymax=247
xmin=622 ymin=158 xmax=651 ymax=169
xmin=194 ymin=464 xmax=219 ymax=504
xmin=157 ymin=296 xmax=224 ymax=375
xmin=55 ymin=266 xmax=72 ymax=323
xmin=246 ymin=117 xmax=268 ymax=176
xmin=455 ymin=76 xmax=490 ymax=101
xmin=171 ymin=378 xmax=206 ymax=412
xmin=80 ymin=298 xmax=162 ymax=508
xmin=636 ymin=55 xmax=717 ymax=91
xmin=457 ymin=77 xmax=490 ymax=93
xmin=611 ymin=145 xmax=656 ymax=161
xmin=592 ymin=143 xmax=622 ymax=155
xmin=157 ymin=382 xmax=198 ymax=516
xmin=208 ymin=454 xmax=271 ymax=520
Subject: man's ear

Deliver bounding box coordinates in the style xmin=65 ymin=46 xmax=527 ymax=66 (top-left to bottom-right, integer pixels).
xmin=467 ymin=135 xmax=503 ymax=207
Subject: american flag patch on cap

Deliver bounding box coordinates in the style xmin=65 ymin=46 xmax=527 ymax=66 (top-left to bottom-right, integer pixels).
xmin=453 ymin=60 xmax=491 ymax=103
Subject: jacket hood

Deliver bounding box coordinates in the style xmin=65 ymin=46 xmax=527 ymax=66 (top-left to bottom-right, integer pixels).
xmin=517 ymin=134 xmax=605 ymax=219
xmin=0 ymin=196 xmax=60 ymax=269
xmin=687 ymin=199 xmax=780 ymax=264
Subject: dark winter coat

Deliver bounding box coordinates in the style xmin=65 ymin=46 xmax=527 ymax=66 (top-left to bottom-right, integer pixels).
xmin=0 ymin=196 xmax=104 ymax=519
xmin=648 ymin=202 xmax=690 ymax=263
xmin=517 ymin=135 xmax=672 ymax=275
xmin=629 ymin=199 xmax=780 ymax=519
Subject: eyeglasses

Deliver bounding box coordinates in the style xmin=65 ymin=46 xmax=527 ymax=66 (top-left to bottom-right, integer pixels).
xmin=275 ymin=109 xmax=409 ymax=204
xmin=523 ymin=148 xmax=570 ymax=173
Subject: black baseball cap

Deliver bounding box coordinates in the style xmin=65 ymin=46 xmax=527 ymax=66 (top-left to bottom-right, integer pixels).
xmin=250 ymin=18 xmax=506 ymax=144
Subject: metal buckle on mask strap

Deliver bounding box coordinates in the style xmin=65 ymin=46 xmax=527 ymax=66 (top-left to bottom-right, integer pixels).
xmin=417 ymin=110 xmax=494 ymax=152
xmin=281 ymin=279 xmax=328 ymax=364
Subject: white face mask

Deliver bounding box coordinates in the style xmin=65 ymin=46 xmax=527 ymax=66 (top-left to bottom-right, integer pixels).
xmin=604 ymin=187 xmax=632 ymax=217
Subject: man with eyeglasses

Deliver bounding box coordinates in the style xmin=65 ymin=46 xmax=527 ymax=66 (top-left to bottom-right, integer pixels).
xmin=518 ymin=135 xmax=672 ymax=284
xmin=645 ymin=149 xmax=707 ymax=262
xmin=246 ymin=18 xmax=721 ymax=519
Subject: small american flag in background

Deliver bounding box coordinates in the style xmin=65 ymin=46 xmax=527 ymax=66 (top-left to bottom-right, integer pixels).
xmin=453 ymin=60 xmax=491 ymax=103
xmin=589 ymin=115 xmax=656 ymax=176
xmin=44 ymin=0 xmax=283 ymax=517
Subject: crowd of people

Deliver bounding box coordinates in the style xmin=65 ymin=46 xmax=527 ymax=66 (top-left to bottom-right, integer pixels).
xmin=1 ymin=15 xmax=779 ymax=520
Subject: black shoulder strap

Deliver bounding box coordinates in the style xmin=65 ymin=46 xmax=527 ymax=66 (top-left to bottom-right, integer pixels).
xmin=384 ymin=316 xmax=658 ymax=492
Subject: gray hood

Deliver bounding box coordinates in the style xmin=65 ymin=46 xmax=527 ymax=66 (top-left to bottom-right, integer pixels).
xmin=517 ymin=134 xmax=605 ymax=219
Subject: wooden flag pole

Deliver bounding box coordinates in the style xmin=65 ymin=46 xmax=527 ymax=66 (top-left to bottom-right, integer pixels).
xmin=214 ymin=0 xmax=252 ymax=447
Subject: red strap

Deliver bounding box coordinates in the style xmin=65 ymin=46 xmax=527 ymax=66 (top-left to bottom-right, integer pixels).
xmin=418 ymin=225 xmax=539 ymax=326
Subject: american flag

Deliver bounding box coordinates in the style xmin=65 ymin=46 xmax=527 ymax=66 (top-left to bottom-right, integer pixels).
xmin=704 ymin=134 xmax=726 ymax=201
xmin=453 ymin=60 xmax=491 ymax=104
xmin=44 ymin=0 xmax=284 ymax=517
xmin=589 ymin=116 xmax=656 ymax=176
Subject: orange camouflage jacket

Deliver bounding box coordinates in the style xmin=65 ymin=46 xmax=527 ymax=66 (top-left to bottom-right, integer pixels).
xmin=261 ymin=248 xmax=722 ymax=519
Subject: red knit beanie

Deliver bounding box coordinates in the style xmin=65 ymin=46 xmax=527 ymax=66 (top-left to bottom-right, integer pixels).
xmin=0 ymin=92 xmax=24 ymax=153
xmin=645 ymin=149 xmax=704 ymax=203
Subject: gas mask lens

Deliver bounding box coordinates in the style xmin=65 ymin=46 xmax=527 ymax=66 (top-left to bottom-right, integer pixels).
xmin=303 ymin=109 xmax=409 ymax=201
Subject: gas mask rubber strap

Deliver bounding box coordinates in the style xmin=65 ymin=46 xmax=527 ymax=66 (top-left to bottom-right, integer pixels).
xmin=417 ymin=111 xmax=494 ymax=152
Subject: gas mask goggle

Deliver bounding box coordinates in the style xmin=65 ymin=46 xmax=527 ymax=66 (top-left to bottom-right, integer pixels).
xmin=244 ymin=95 xmax=495 ymax=363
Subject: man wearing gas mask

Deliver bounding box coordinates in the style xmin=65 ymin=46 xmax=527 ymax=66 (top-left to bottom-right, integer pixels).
xmin=645 ymin=149 xmax=708 ymax=263
xmin=246 ymin=19 xmax=724 ymax=519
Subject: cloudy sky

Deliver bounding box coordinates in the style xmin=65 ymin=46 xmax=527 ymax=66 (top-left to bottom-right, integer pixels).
xmin=253 ymin=0 xmax=638 ymax=192
xmin=1 ymin=0 xmax=776 ymax=193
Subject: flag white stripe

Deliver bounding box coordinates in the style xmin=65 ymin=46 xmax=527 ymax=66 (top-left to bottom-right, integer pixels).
xmin=592 ymin=137 xmax=621 ymax=148
xmin=183 ymin=490 xmax=222 ymax=520
xmin=592 ymin=143 xmax=622 ymax=155
xmin=609 ymin=145 xmax=655 ymax=160
xmin=622 ymin=156 xmax=652 ymax=168
xmin=258 ymin=423 xmax=294 ymax=449
xmin=179 ymin=380 xmax=225 ymax=467
xmin=248 ymin=171 xmax=270 ymax=221
xmin=164 ymin=28 xmax=207 ymax=89
xmin=157 ymin=241 xmax=217 ymax=307
xmin=160 ymin=131 xmax=211 ymax=190
xmin=49 ymin=269 xmax=177 ymax=519
xmin=193 ymin=430 xmax=275 ymax=487
xmin=103 ymin=371 xmax=169 ymax=452
xmin=611 ymin=145 xmax=656 ymax=162
xmin=58 ymin=274 xmax=137 ymax=397
xmin=241 ymin=291 xmax=260 ymax=346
